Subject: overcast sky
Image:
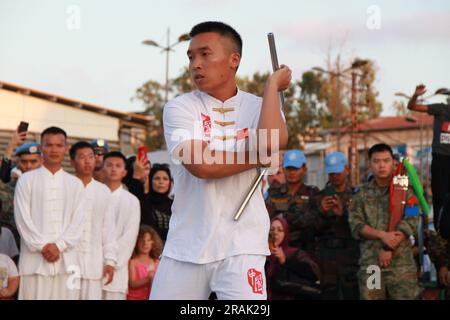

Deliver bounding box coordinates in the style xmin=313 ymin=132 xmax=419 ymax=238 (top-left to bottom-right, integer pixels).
xmin=1 ymin=0 xmax=449 ymax=114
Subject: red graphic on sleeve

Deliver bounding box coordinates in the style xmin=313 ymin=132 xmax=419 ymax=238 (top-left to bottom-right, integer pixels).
xmin=236 ymin=128 xmax=249 ymax=141
xmin=201 ymin=113 xmax=211 ymax=142
xmin=441 ymin=121 xmax=450 ymax=133
xmin=247 ymin=268 xmax=263 ymax=294
xmin=407 ymin=195 xmax=419 ymax=206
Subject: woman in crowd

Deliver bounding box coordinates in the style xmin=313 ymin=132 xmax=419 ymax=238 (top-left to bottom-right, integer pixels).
xmin=266 ymin=214 xmax=321 ymax=300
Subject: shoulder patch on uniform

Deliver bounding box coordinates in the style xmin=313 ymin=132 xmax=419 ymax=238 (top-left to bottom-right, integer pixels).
xmin=404 ymin=206 xmax=420 ymax=217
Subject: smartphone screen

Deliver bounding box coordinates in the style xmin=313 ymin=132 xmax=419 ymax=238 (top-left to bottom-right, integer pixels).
xmin=18 ymin=121 xmax=29 ymax=133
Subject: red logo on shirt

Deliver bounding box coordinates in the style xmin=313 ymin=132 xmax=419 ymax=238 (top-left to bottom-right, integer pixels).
xmin=441 ymin=122 xmax=450 ymax=133
xmin=247 ymin=268 xmax=263 ymax=294
xmin=201 ymin=113 xmax=211 ymax=142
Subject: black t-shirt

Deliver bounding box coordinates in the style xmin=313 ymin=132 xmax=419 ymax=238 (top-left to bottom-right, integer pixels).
xmin=427 ymin=103 xmax=450 ymax=156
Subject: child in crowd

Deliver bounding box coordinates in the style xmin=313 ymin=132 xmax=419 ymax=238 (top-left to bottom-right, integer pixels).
xmin=127 ymin=225 xmax=163 ymax=300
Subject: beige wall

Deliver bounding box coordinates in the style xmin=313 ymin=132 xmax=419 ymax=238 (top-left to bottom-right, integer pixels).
xmin=0 ymin=89 xmax=119 ymax=141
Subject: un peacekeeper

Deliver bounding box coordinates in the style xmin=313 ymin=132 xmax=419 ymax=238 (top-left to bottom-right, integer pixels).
xmin=314 ymin=152 xmax=360 ymax=300
xmin=0 ymin=143 xmax=41 ymax=245
xmin=349 ymin=143 xmax=422 ymax=300
xmin=265 ymin=150 xmax=319 ymax=253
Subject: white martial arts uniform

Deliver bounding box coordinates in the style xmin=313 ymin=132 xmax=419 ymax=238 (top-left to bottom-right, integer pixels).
xmin=75 ymin=179 xmax=117 ymax=300
xmin=14 ymin=166 xmax=86 ymax=300
xmin=151 ymin=89 xmax=271 ymax=300
xmin=0 ymin=227 xmax=19 ymax=258
xmin=102 ymin=185 xmax=140 ymax=300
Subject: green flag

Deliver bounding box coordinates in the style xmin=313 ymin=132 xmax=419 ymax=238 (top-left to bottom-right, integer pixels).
xmin=403 ymin=158 xmax=430 ymax=215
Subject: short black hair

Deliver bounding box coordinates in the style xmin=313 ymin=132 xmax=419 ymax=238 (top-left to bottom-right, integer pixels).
xmin=41 ymin=126 xmax=67 ymax=142
xmin=103 ymin=151 xmax=127 ymax=167
xmin=189 ymin=21 xmax=243 ymax=56
xmin=368 ymin=143 xmax=394 ymax=160
xmin=69 ymin=141 xmax=95 ymax=160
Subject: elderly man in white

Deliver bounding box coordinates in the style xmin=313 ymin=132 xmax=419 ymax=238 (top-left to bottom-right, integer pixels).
xmin=69 ymin=141 xmax=117 ymax=300
xmin=14 ymin=127 xmax=87 ymax=300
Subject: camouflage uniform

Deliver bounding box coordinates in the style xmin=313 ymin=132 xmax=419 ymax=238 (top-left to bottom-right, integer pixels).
xmin=313 ymin=183 xmax=360 ymax=300
xmin=349 ymin=179 xmax=422 ymax=300
xmin=265 ymin=183 xmax=320 ymax=254
xmin=424 ymin=230 xmax=450 ymax=299
xmin=0 ymin=179 xmax=20 ymax=247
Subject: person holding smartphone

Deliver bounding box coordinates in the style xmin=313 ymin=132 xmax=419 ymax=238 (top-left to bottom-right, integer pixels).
xmin=0 ymin=125 xmax=41 ymax=246
xmin=0 ymin=122 xmax=32 ymax=184
xmin=314 ymin=151 xmax=360 ymax=300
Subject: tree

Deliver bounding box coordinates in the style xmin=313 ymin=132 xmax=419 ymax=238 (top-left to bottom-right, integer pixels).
xmin=393 ymin=99 xmax=409 ymax=116
xmin=132 ymin=80 xmax=165 ymax=151
xmin=172 ymin=66 xmax=195 ymax=95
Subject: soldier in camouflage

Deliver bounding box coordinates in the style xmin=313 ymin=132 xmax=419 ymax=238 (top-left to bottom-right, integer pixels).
xmin=0 ymin=142 xmax=42 ymax=245
xmin=349 ymin=143 xmax=422 ymax=300
xmin=314 ymin=152 xmax=360 ymax=299
xmin=265 ymin=150 xmax=319 ymax=254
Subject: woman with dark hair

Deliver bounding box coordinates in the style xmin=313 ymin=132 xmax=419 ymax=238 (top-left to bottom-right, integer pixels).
xmin=266 ymin=214 xmax=321 ymax=300
xmin=140 ymin=164 xmax=173 ymax=241
xmin=123 ymin=158 xmax=173 ymax=242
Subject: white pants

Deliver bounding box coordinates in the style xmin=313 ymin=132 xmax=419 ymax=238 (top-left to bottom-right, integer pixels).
xmin=19 ymin=274 xmax=78 ymax=300
xmin=102 ymin=290 xmax=126 ymax=300
xmin=150 ymin=255 xmax=267 ymax=300
xmin=76 ymin=279 xmax=102 ymax=300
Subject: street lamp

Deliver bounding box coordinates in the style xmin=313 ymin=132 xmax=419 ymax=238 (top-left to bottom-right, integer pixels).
xmin=142 ymin=28 xmax=190 ymax=104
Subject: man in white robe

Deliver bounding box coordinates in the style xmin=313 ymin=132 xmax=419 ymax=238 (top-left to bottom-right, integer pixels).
xmin=14 ymin=127 xmax=86 ymax=300
xmin=70 ymin=141 xmax=117 ymax=300
xmin=101 ymin=151 xmax=140 ymax=300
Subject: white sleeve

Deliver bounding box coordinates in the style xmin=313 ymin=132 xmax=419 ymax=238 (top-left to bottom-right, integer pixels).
xmin=115 ymin=196 xmax=140 ymax=269
xmin=102 ymin=193 xmax=118 ymax=267
xmin=163 ymin=99 xmax=202 ymax=156
xmin=55 ymin=180 xmax=87 ymax=252
xmin=6 ymin=255 xmax=18 ymax=278
xmin=13 ymin=177 xmax=47 ymax=252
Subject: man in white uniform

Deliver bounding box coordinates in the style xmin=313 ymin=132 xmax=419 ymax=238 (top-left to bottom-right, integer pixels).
xmin=14 ymin=127 xmax=87 ymax=300
xmin=70 ymin=141 xmax=117 ymax=300
xmin=102 ymin=151 xmax=140 ymax=300
xmin=150 ymin=21 xmax=290 ymax=300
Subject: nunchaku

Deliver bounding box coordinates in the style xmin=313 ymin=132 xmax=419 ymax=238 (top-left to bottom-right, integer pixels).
xmin=234 ymin=33 xmax=285 ymax=221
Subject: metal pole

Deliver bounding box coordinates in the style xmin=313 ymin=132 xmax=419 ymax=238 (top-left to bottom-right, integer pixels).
xmin=336 ymin=77 xmax=341 ymax=152
xmin=165 ymin=28 xmax=170 ymax=104
xmin=350 ymin=71 xmax=358 ymax=186
xmin=336 ymin=55 xmax=341 ymax=152
xmin=420 ymin=117 xmax=424 ymax=183
xmin=234 ymin=32 xmax=283 ymax=221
